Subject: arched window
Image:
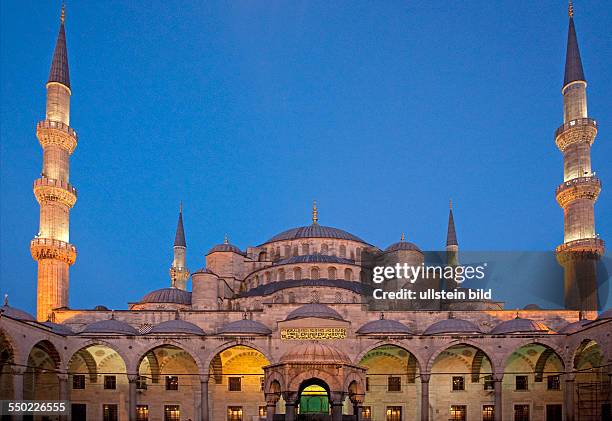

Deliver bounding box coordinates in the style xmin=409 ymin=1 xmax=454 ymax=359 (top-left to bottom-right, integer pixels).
xmin=275 ymin=247 xmax=281 ymax=259
xmin=334 ymin=292 xmax=343 ymax=303
xmin=355 ymin=247 xmax=361 ymax=260
xmin=344 ymin=268 xmax=353 ymax=281
xmin=278 ymin=269 xmax=285 ymax=282
xmin=259 ymin=251 xmax=267 ymax=261
xmin=328 ymin=267 xmax=337 ymax=280
xmin=288 ymin=292 xmax=296 ymax=304
xmin=284 ymin=245 xmax=291 ymax=257
xmin=321 ymin=244 xmax=329 ymax=255
xmin=339 ymin=245 xmax=346 ymax=258
xmin=254 ymin=275 xmax=259 ymax=287
xmin=293 ymin=245 xmax=298 ymax=256
xmin=265 ymin=272 xmax=272 ymax=283
xmin=293 ymin=267 xmax=302 ymax=280
xmin=302 ymin=243 xmax=310 ymax=254
xmin=311 ymin=267 xmax=320 ymax=279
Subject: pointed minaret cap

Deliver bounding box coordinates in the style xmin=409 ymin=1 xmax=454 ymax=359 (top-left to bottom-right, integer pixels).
xmin=446 ymin=200 xmax=458 ymax=247
xmin=563 ymin=1 xmax=585 ymax=87
xmin=173 ymin=203 xmax=186 ymax=247
xmin=48 ymin=2 xmax=70 ymax=89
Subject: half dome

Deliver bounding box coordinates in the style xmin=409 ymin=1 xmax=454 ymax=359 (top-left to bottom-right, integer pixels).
xmin=217 ymin=319 xmax=272 ymax=335
xmin=42 ymin=321 xmax=74 ymax=335
xmin=490 ymin=317 xmax=552 ymax=335
xmin=280 ymin=342 xmax=351 ymax=364
xmin=286 ymin=303 xmax=344 ymax=321
xmin=266 ymin=224 xmax=365 ymax=244
xmin=80 ymin=318 xmax=138 ymax=335
xmin=140 ymin=288 xmax=192 ymax=305
xmin=423 ymin=318 xmax=482 ymax=335
xmin=357 ymin=317 xmax=413 ymax=335
xmin=150 ymin=319 xmax=205 ymax=335
xmin=0 ymin=303 xmax=35 ymax=321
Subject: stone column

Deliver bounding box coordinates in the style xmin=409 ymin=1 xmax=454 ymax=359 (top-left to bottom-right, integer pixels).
xmin=200 ymin=377 xmax=209 ymax=421
xmin=264 ymin=393 xmax=279 ymax=421
xmin=493 ymin=374 xmax=503 ymax=421
xmin=127 ymin=374 xmax=138 ymax=421
xmin=564 ymin=373 xmax=576 ymax=421
xmin=420 ymin=373 xmax=430 ymax=421
xmin=12 ymin=367 xmax=25 ymax=421
xmin=284 ymin=401 xmax=296 ymax=421
xmin=330 ymin=393 xmax=344 ymax=421
xmin=58 ymin=373 xmax=70 ymax=421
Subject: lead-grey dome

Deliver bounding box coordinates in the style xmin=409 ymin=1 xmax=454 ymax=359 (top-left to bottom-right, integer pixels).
xmin=384 ymin=241 xmax=422 ymax=253
xmin=207 ymin=243 xmax=244 ymax=255
xmin=217 ymin=319 xmax=271 ymax=335
xmin=286 ymin=303 xmax=344 ymax=321
xmin=597 ymin=308 xmax=612 ymax=320
xmin=424 ymin=318 xmax=482 ymax=335
xmin=490 ymin=317 xmax=552 ymax=335
xmin=558 ymin=319 xmax=591 ymax=334
xmin=357 ymin=318 xmax=413 ymax=335
xmin=150 ymin=319 xmax=205 ymax=335
xmin=266 ymin=224 xmax=365 ymax=243
xmin=140 ymin=288 xmax=192 ymax=305
xmin=42 ymin=321 xmax=74 ymax=335
xmin=275 ymin=254 xmax=354 ymax=265
xmin=0 ymin=304 xmax=35 ymax=321
xmin=80 ymin=318 xmax=138 ymax=335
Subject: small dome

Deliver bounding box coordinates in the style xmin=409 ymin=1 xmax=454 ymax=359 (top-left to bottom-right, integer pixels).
xmin=280 ymin=342 xmax=352 ymax=364
xmin=424 ymin=318 xmax=482 ymax=335
xmin=150 ymin=319 xmax=205 ymax=335
xmin=286 ymin=303 xmax=344 ymax=321
xmin=0 ymin=303 xmax=35 ymax=321
xmin=207 ymin=243 xmax=244 ymax=255
xmin=80 ymin=318 xmax=138 ymax=335
xmin=384 ymin=241 xmax=422 ymax=253
xmin=217 ymin=319 xmax=272 ymax=335
xmin=266 ymin=224 xmax=365 ymax=244
xmin=490 ymin=317 xmax=552 ymax=335
xmin=42 ymin=321 xmax=74 ymax=335
xmin=357 ymin=317 xmax=413 ymax=335
xmin=93 ymin=305 xmax=110 ymax=311
xmin=523 ymin=304 xmax=542 ymax=310
xmin=558 ymin=319 xmax=591 ymax=334
xmin=140 ymin=288 xmax=192 ymax=305
xmin=597 ymin=308 xmax=612 ymax=320
xmin=275 ymin=254 xmax=354 ymax=265
xmin=193 ymin=267 xmax=215 ymax=275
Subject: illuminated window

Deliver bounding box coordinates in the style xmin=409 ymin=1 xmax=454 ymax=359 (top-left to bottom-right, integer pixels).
xmin=547 ymin=375 xmax=560 ymax=390
xmin=103 ymin=404 xmax=118 ymax=421
xmin=388 ymin=376 xmax=401 ymax=392
xmin=136 ymin=405 xmax=149 ymax=421
xmin=72 ymin=374 xmax=85 ymax=389
xmin=361 ymin=406 xmax=372 ymax=419
xmin=104 ymin=376 xmax=116 ymax=390
xmin=229 ymin=377 xmax=242 ymax=391
xmin=450 ymin=405 xmax=466 ymax=421
xmin=227 ymin=406 xmax=243 ymax=421
xmin=385 ymin=406 xmax=402 ymax=421
xmin=452 ymin=376 xmax=465 ymax=391
xmin=515 ymin=376 xmax=528 ymax=391
xmin=136 ymin=376 xmax=147 ymax=390
xmin=164 ymin=405 xmax=180 ymax=421
xmin=483 ymin=375 xmax=494 ymax=391
xmin=514 ymin=404 xmax=529 ymax=421
xmin=259 ymin=406 xmax=267 ymax=417
xmin=482 ymin=405 xmax=494 ymax=421
xmin=166 ymin=376 xmax=179 ymax=391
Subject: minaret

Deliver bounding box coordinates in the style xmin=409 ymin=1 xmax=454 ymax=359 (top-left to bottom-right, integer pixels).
xmin=555 ymin=2 xmax=604 ymax=311
xmin=30 ymin=5 xmax=78 ymax=321
xmin=169 ymin=203 xmax=189 ymax=290
xmin=446 ymin=199 xmax=458 ymax=266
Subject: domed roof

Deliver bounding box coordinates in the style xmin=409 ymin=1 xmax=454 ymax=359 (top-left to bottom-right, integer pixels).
xmin=42 ymin=321 xmax=74 ymax=335
xmin=193 ymin=267 xmax=215 ymax=275
xmin=597 ymin=308 xmax=612 ymax=320
xmin=490 ymin=317 xmax=552 ymax=335
xmin=522 ymin=304 xmax=542 ymax=310
xmin=423 ymin=318 xmax=482 ymax=335
xmin=266 ymin=224 xmax=365 ymax=244
xmin=140 ymin=288 xmax=192 ymax=305
xmin=207 ymin=243 xmax=244 ymax=255
xmin=0 ymin=302 xmax=35 ymax=321
xmin=280 ymin=342 xmax=352 ymax=364
xmin=80 ymin=318 xmax=139 ymax=335
xmin=150 ymin=319 xmax=205 ymax=335
xmin=558 ymin=319 xmax=591 ymax=334
xmin=93 ymin=305 xmax=110 ymax=311
xmin=217 ymin=319 xmax=272 ymax=335
xmin=286 ymin=303 xmax=344 ymax=321
xmin=275 ymin=254 xmax=354 ymax=265
xmin=384 ymin=241 xmax=422 ymax=253
xmin=357 ymin=316 xmax=413 ymax=335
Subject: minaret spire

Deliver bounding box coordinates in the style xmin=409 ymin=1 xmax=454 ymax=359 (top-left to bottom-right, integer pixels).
xmin=170 ymin=204 xmax=189 ymax=290
xmin=446 ymin=200 xmax=458 ymax=247
xmin=48 ymin=3 xmax=70 ymax=89
xmin=563 ymin=1 xmax=585 ymax=87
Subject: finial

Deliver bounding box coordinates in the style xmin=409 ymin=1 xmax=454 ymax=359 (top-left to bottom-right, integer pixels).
xmin=243 ymin=311 xmax=248 ymax=320
xmin=179 ymin=201 xmax=183 ymax=214
xmin=380 ymin=312 xmax=385 ymax=320
xmin=110 ymin=311 xmax=115 ymax=320
xmin=312 ymin=200 xmax=318 ymax=225
xmin=60 ymin=2 xmax=66 ymax=24
xmin=401 ymin=232 xmax=405 ymax=242
xmin=448 ymin=311 xmax=454 ymax=319
xmin=175 ymin=309 xmax=180 ymax=320
xmin=3 ymin=294 xmax=8 ymax=306
xmin=515 ymin=310 xmax=520 ymax=319
xmin=449 ymin=199 xmax=453 ymax=210
xmin=568 ymin=0 xmax=574 ymax=18
xmin=224 ymin=234 xmax=229 ymax=244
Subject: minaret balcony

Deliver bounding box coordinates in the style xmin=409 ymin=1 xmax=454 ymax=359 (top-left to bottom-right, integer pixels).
xmin=554 ymin=118 xmax=597 ymax=152
xmin=33 ymin=177 xmax=77 ymax=208
xmin=556 ymin=237 xmax=605 ymax=257
xmin=30 ymin=238 xmax=77 ymax=265
xmin=555 ymin=176 xmax=601 ymax=207
xmin=36 ymin=120 xmax=78 ymax=154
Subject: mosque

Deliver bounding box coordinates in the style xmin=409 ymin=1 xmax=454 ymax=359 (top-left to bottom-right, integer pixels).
xmin=0 ymin=3 xmax=610 ymax=421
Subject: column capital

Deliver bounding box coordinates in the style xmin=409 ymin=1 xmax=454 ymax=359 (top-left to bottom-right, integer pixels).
xmin=420 ymin=373 xmax=431 ymax=383
xmin=493 ymin=373 xmax=504 ymax=382
xmin=11 ymin=366 xmax=26 ymax=376
xmin=127 ymin=373 xmax=139 ymax=383
xmin=200 ymin=375 xmax=210 ymax=384
xmin=58 ymin=372 xmax=70 ymax=382
xmin=565 ymin=372 xmax=577 ymax=382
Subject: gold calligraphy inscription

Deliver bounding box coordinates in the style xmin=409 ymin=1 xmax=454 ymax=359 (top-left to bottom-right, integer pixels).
xmin=280 ymin=327 xmax=347 ymax=340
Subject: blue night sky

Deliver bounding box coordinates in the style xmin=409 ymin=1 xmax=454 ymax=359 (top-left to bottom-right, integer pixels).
xmin=1 ymin=1 xmax=611 ymax=312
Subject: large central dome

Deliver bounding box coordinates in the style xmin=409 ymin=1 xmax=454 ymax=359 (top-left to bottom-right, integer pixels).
xmin=265 ymin=224 xmax=366 ymax=244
